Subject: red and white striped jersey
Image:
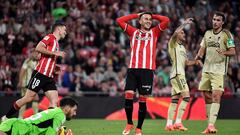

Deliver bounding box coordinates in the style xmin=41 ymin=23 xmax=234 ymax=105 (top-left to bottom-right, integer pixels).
xmin=117 ymin=14 xmax=170 ymax=70
xmin=35 ymin=34 xmax=59 ymax=77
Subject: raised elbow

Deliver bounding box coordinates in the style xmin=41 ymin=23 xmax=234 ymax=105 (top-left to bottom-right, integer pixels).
xmin=116 ymin=18 xmax=121 ymax=25
xmin=165 ymin=17 xmax=170 ymax=24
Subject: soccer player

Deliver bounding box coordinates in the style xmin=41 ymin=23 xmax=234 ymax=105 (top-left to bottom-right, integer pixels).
xmin=1 ymin=22 xmax=67 ymax=121
xmin=0 ymin=97 xmax=78 ymax=135
xmin=165 ymin=18 xmax=196 ymax=131
xmin=17 ymin=48 xmax=40 ymax=118
xmin=116 ymin=12 xmax=170 ymax=135
xmin=195 ymin=11 xmax=236 ymax=134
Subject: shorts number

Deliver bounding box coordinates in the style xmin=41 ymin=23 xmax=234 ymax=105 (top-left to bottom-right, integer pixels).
xmin=180 ymin=79 xmax=186 ymax=89
xmin=180 ymin=79 xmax=186 ymax=85
xmin=32 ymin=78 xmax=40 ymax=89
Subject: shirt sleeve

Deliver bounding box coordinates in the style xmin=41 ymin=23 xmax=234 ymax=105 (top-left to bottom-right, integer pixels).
xmin=225 ymin=31 xmax=235 ymax=48
xmin=168 ymin=37 xmax=177 ymax=48
xmin=200 ymin=33 xmax=206 ymax=48
xmin=152 ymin=14 xmax=170 ymax=37
xmin=53 ymin=113 xmax=66 ymax=133
xmin=40 ymin=35 xmax=52 ymax=47
xmin=116 ymin=14 xmax=138 ymax=36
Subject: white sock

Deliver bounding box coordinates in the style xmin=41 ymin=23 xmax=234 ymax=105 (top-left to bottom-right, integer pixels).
xmin=175 ymin=118 xmax=182 ymax=124
xmin=166 ymin=119 xmax=173 ymax=126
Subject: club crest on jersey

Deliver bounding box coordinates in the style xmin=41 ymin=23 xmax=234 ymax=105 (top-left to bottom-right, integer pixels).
xmin=136 ymin=35 xmax=151 ymax=41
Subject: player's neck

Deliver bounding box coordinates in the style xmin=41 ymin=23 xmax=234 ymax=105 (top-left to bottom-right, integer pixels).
xmin=52 ymin=32 xmax=60 ymax=41
xmin=213 ymin=27 xmax=223 ymax=34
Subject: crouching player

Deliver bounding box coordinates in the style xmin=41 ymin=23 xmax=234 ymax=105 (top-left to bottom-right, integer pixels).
xmin=0 ymin=97 xmax=77 ymax=135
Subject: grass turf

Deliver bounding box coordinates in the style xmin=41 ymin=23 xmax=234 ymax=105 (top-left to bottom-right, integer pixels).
xmin=65 ymin=119 xmax=240 ymax=135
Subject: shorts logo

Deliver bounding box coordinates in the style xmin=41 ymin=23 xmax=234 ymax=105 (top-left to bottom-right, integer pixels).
xmin=142 ymin=85 xmax=151 ymax=91
xmin=32 ymin=78 xmax=41 ymax=89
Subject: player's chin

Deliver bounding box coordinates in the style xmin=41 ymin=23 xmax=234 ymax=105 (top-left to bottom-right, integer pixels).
xmin=145 ymin=25 xmax=151 ymax=29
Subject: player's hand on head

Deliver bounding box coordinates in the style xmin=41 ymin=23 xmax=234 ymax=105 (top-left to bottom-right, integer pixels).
xmin=138 ymin=12 xmax=144 ymax=16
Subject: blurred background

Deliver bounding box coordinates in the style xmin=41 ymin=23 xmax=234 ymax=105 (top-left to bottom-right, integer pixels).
xmin=0 ymin=0 xmax=240 ymax=119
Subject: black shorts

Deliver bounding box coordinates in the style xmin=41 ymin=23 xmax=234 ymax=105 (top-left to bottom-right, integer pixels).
xmin=125 ymin=68 xmax=154 ymax=95
xmin=27 ymin=70 xmax=57 ymax=93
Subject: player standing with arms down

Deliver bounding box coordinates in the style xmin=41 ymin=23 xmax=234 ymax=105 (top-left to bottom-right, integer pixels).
xmin=117 ymin=12 xmax=170 ymax=135
xmin=195 ymin=12 xmax=236 ymax=134
xmin=1 ymin=22 xmax=67 ymax=121
xmin=165 ymin=18 xmax=197 ymax=131
xmin=0 ymin=97 xmax=77 ymax=135
xmin=17 ymin=49 xmax=40 ymax=118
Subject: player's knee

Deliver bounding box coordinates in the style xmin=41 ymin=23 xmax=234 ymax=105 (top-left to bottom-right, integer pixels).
xmin=183 ymin=97 xmax=190 ymax=102
xmin=203 ymin=92 xmax=212 ymax=103
xmin=23 ymin=95 xmax=35 ymax=103
xmin=212 ymin=93 xmax=222 ymax=103
xmin=125 ymin=93 xmax=134 ymax=108
xmin=212 ymin=95 xmax=221 ymax=103
xmin=139 ymin=95 xmax=147 ymax=103
xmin=125 ymin=92 xmax=134 ymax=100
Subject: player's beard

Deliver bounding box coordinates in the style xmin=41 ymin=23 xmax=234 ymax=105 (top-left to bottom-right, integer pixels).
xmin=145 ymin=23 xmax=151 ymax=30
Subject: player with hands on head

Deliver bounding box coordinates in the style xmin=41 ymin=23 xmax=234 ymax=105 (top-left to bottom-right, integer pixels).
xmin=117 ymin=12 xmax=170 ymax=135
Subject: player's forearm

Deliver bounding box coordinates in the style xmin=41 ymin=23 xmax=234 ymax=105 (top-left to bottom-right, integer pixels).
xmin=222 ymin=48 xmax=236 ymax=56
xmin=195 ymin=47 xmax=205 ymax=60
xmin=116 ymin=14 xmax=138 ymax=28
xmin=152 ymin=14 xmax=170 ymax=30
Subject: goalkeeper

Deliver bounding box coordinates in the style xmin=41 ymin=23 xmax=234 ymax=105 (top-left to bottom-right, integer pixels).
xmin=0 ymin=97 xmax=77 ymax=135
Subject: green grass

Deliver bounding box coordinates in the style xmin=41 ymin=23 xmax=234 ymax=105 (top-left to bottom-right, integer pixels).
xmin=65 ymin=119 xmax=240 ymax=135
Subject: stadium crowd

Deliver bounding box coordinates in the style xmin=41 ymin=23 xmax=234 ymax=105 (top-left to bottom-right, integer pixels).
xmin=0 ymin=0 xmax=239 ymax=97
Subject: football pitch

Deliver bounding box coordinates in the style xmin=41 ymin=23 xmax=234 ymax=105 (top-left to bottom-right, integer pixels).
xmin=65 ymin=119 xmax=240 ymax=135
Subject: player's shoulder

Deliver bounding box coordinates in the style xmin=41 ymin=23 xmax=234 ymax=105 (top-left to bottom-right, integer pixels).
xmin=205 ymin=29 xmax=212 ymax=35
xmin=222 ymin=29 xmax=233 ymax=38
xmin=42 ymin=34 xmax=55 ymax=41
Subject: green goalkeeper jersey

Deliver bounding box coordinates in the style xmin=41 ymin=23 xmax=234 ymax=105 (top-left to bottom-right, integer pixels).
xmin=0 ymin=108 xmax=66 ymax=135
xmin=24 ymin=107 xmax=66 ymax=134
xmin=200 ymin=29 xmax=235 ymax=75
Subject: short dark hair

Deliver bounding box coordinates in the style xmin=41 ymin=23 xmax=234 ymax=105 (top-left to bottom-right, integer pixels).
xmin=214 ymin=11 xmax=225 ymax=22
xmin=60 ymin=97 xmax=78 ymax=107
xmin=139 ymin=12 xmax=152 ymax=19
xmin=52 ymin=21 xmax=66 ymax=32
